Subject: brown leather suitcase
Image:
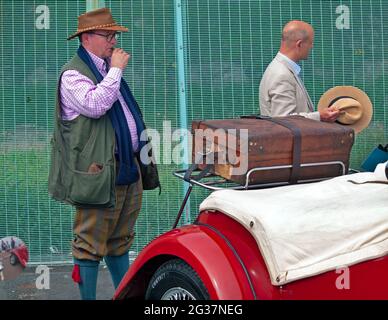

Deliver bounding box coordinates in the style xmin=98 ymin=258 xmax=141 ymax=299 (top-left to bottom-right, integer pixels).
xmin=191 ymin=116 xmax=355 ymax=186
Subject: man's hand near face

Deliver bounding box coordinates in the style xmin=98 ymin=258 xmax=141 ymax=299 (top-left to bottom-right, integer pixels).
xmin=111 ymin=48 xmax=130 ymax=70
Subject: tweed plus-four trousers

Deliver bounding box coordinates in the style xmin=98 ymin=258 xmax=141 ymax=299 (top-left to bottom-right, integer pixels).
xmin=72 ymin=160 xmax=143 ymax=261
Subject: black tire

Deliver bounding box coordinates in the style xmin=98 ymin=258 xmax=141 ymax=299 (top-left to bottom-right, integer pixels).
xmin=145 ymin=259 xmax=209 ymax=300
xmin=10 ymin=254 xmax=18 ymax=265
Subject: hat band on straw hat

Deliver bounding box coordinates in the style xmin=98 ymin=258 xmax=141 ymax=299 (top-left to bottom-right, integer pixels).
xmin=328 ymin=96 xmax=353 ymax=107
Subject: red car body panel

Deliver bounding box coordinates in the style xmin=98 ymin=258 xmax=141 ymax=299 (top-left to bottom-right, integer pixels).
xmin=114 ymin=224 xmax=255 ymax=300
xmin=11 ymin=246 xmax=29 ymax=268
xmin=114 ymin=210 xmax=388 ymax=300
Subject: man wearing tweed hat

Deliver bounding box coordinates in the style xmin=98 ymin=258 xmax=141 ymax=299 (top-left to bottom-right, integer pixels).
xmin=49 ymin=8 xmax=159 ymax=300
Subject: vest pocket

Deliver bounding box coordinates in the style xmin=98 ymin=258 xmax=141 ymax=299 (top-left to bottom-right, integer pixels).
xmin=67 ymin=164 xmax=113 ymax=206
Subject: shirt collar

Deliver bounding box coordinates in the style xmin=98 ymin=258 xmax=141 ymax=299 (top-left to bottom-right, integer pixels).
xmin=278 ymin=52 xmax=301 ymax=75
xmin=85 ymin=48 xmax=109 ymax=74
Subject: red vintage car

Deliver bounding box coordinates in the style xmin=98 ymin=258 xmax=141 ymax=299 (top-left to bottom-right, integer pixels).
xmin=9 ymin=245 xmax=29 ymax=268
xmin=113 ymin=164 xmax=388 ymax=300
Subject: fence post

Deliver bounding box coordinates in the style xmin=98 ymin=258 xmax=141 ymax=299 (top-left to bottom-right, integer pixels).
xmin=175 ymin=0 xmax=191 ymax=225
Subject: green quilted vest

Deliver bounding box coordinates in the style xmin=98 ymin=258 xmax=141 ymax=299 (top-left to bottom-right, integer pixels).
xmin=48 ymin=55 xmax=116 ymax=208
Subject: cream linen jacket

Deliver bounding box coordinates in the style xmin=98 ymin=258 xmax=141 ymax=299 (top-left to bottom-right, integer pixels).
xmin=259 ymin=53 xmax=320 ymax=121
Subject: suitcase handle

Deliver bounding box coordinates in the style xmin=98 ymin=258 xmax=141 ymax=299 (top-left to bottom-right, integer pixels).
xmin=240 ymin=114 xmax=271 ymax=120
xmin=240 ymin=115 xmax=302 ymax=184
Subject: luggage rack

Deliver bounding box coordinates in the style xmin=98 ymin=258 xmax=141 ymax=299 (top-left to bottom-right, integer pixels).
xmin=172 ymin=160 xmax=346 ymax=228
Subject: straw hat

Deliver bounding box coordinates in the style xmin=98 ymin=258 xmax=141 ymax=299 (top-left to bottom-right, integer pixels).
xmin=318 ymin=86 xmax=373 ymax=134
xmin=67 ymin=8 xmax=128 ymax=40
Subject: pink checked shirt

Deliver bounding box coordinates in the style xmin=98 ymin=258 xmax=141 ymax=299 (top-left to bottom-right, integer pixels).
xmin=60 ymin=49 xmax=139 ymax=151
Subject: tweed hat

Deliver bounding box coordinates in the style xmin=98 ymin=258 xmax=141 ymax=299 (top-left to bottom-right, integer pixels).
xmin=67 ymin=8 xmax=128 ymax=40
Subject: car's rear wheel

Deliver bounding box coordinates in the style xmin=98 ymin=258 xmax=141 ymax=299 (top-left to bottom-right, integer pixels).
xmin=145 ymin=259 xmax=209 ymax=300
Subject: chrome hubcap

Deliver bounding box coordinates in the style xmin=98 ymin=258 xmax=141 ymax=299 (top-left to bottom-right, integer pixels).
xmin=161 ymin=287 xmax=196 ymax=300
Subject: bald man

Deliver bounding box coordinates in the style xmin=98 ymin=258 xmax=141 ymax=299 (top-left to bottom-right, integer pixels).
xmin=259 ymin=20 xmax=339 ymax=122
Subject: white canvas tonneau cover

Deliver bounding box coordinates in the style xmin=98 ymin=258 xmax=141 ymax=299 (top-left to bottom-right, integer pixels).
xmin=199 ymin=163 xmax=388 ymax=285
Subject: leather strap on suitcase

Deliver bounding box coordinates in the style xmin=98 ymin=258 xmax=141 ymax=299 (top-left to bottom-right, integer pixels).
xmin=184 ymin=152 xmax=213 ymax=182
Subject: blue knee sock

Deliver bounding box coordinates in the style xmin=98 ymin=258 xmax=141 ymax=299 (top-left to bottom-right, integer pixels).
xmin=104 ymin=252 xmax=129 ymax=289
xmin=74 ymin=258 xmax=99 ymax=300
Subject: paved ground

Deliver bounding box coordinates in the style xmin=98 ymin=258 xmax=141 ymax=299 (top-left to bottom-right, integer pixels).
xmin=0 ymin=264 xmax=115 ymax=300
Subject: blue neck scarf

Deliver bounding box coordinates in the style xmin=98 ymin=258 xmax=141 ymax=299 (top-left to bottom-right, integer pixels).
xmin=77 ymin=45 xmax=146 ymax=185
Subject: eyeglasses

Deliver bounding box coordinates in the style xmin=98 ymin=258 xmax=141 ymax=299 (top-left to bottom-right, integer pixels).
xmin=89 ymin=32 xmax=119 ymax=42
